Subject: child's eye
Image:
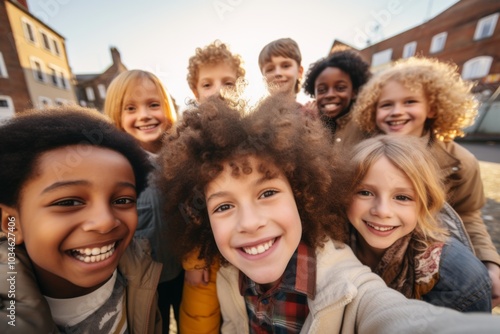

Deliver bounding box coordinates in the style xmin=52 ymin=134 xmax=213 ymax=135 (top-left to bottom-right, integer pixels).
xmin=114 ymin=197 xmax=136 ymax=205
xmin=263 ymin=66 xmax=274 ymax=73
xmin=405 ymin=100 xmax=417 ymax=105
xmin=214 ymin=204 xmax=233 ymax=213
xmin=224 ymin=81 xmax=235 ymax=87
xmin=336 ymin=85 xmax=347 ymax=92
xmin=316 ymin=86 xmax=327 ymax=95
xmin=395 ymin=195 xmax=413 ymax=201
xmin=259 ymin=189 xmax=277 ymax=199
xmin=378 ymin=103 xmax=392 ymax=109
xmin=52 ymin=199 xmax=84 ymax=206
xmin=150 ymin=102 xmax=161 ymax=108
xmin=202 ymin=83 xmax=211 ymax=88
xmin=357 ymin=190 xmax=373 ymax=197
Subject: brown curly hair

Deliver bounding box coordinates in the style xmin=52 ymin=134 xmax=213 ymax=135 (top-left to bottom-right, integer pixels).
xmin=352 ymin=57 xmax=478 ymax=142
xmin=186 ymin=40 xmax=245 ymax=94
xmin=157 ymin=94 xmax=347 ymax=267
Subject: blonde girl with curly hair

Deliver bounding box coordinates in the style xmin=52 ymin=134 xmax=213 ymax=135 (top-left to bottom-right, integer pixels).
xmin=352 ymin=57 xmax=500 ymax=308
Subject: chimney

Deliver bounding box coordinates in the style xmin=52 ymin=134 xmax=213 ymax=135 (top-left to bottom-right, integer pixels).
xmin=14 ymin=0 xmax=29 ymax=10
xmin=110 ymin=47 xmax=121 ymax=65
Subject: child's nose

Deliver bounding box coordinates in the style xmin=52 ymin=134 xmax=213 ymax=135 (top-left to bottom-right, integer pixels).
xmin=82 ymin=205 xmax=120 ymax=234
xmin=138 ymin=105 xmax=151 ymax=119
xmin=369 ymin=198 xmax=393 ymax=218
xmin=237 ymin=205 xmax=266 ymax=233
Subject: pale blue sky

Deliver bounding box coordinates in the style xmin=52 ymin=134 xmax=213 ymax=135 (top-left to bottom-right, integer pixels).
xmin=27 ymin=0 xmax=459 ymax=107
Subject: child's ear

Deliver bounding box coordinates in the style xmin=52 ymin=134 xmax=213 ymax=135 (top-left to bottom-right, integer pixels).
xmin=298 ymin=65 xmax=304 ymax=79
xmin=427 ymin=106 xmax=437 ymax=119
xmin=0 ymin=204 xmax=24 ymax=245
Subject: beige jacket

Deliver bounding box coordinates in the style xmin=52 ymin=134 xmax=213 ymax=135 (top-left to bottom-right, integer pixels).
xmin=430 ymin=139 xmax=500 ymax=265
xmin=217 ymin=239 xmax=500 ymax=333
xmin=0 ymin=238 xmax=163 ymax=334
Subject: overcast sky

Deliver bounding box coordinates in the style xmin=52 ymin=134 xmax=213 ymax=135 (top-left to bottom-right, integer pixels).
xmin=27 ymin=0 xmax=459 ymax=108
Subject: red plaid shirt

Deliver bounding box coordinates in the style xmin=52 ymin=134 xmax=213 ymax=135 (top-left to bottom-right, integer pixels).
xmin=239 ymin=242 xmax=316 ymax=333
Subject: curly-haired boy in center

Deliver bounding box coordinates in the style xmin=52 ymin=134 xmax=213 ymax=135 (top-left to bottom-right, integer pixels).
xmin=156 ymin=94 xmax=500 ymax=333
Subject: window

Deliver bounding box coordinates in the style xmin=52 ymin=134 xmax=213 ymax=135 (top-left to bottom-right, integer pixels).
xmin=30 ymin=57 xmax=45 ymax=82
xmin=371 ymin=49 xmax=393 ymax=67
xmin=60 ymin=71 xmax=68 ymax=89
xmin=80 ymin=100 xmax=88 ymax=107
xmin=97 ymin=84 xmax=106 ymax=99
xmin=51 ymin=38 xmax=60 ymax=56
xmin=0 ymin=52 xmax=8 ymax=78
xmin=40 ymin=31 xmax=51 ymax=51
xmin=402 ymin=41 xmax=417 ymax=58
xmin=430 ymin=32 xmax=447 ymax=53
xmin=86 ymin=87 xmax=95 ymax=101
xmin=0 ymin=96 xmax=15 ymax=120
xmin=474 ymin=13 xmax=499 ymax=40
xmin=462 ymin=56 xmax=493 ymax=80
xmin=49 ymin=67 xmax=58 ymax=85
xmin=22 ymin=18 xmax=37 ymax=44
xmin=39 ymin=96 xmax=52 ymax=108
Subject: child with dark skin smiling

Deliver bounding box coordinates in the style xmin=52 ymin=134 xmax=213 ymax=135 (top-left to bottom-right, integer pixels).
xmin=0 ymin=107 xmax=162 ymax=333
xmin=156 ymin=94 xmax=500 ymax=333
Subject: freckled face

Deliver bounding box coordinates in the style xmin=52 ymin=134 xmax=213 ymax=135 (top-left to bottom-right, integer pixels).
xmin=14 ymin=146 xmax=138 ymax=298
xmin=205 ymin=157 xmax=302 ymax=286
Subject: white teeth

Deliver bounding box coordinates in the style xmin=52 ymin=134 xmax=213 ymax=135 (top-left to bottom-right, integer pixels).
xmin=366 ymin=222 xmax=395 ymax=232
xmin=72 ymin=242 xmax=116 ymax=263
xmin=139 ymin=124 xmax=156 ymax=130
xmin=243 ymin=239 xmax=275 ymax=255
xmin=388 ymin=120 xmax=407 ymax=125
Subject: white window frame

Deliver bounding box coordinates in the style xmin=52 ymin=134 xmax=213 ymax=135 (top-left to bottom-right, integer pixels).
xmin=402 ymin=41 xmax=417 ymax=58
xmin=0 ymin=95 xmax=15 ymax=120
xmin=51 ymin=37 xmax=61 ymax=56
xmin=39 ymin=29 xmax=52 ymax=52
xmin=30 ymin=56 xmax=45 ymax=82
xmin=462 ymin=56 xmax=493 ymax=80
xmin=474 ymin=13 xmax=499 ymax=41
xmin=38 ymin=96 xmax=52 ymax=108
xmin=59 ymin=70 xmax=69 ymax=90
xmin=430 ymin=32 xmax=447 ymax=54
xmin=97 ymin=84 xmax=106 ymax=99
xmin=85 ymin=86 xmax=95 ymax=101
xmin=371 ymin=49 xmax=393 ymax=67
xmin=0 ymin=52 xmax=8 ymax=78
xmin=21 ymin=17 xmax=37 ymax=45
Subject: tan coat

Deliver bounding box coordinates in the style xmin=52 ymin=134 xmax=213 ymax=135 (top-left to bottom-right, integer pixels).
xmin=0 ymin=238 xmax=163 ymax=334
xmin=430 ymin=139 xmax=500 ymax=265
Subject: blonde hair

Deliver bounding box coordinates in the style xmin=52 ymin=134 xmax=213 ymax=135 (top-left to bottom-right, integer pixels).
xmin=186 ymin=40 xmax=245 ymax=94
xmin=258 ymin=38 xmax=302 ymax=94
xmin=352 ymin=57 xmax=478 ymax=142
xmin=104 ymin=70 xmax=177 ymax=130
xmin=344 ymin=135 xmax=447 ymax=246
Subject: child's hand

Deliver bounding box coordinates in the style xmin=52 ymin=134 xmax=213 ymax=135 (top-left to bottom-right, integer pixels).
xmin=302 ymin=100 xmax=319 ymax=119
xmin=184 ymin=268 xmax=210 ymax=286
xmin=485 ymin=262 xmax=500 ymax=307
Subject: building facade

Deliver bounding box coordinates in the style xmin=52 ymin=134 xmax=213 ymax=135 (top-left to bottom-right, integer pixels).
xmin=75 ymin=47 xmax=127 ymax=111
xmin=0 ymin=0 xmax=77 ymax=119
xmin=330 ymin=0 xmax=500 ymax=136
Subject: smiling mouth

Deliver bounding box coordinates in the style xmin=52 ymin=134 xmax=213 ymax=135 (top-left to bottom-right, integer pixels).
xmin=322 ymin=103 xmax=340 ymax=111
xmin=137 ymin=124 xmax=158 ymax=130
xmin=70 ymin=242 xmax=116 ymax=263
xmin=242 ymin=238 xmax=275 ymax=255
xmin=387 ymin=120 xmax=408 ymax=126
xmin=365 ymin=221 xmax=396 ymax=232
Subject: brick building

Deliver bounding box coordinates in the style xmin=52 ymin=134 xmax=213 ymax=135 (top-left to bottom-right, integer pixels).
xmin=0 ymin=0 xmax=77 ymax=120
xmin=75 ymin=47 xmax=127 ymax=111
xmin=330 ymin=0 xmax=500 ymax=136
